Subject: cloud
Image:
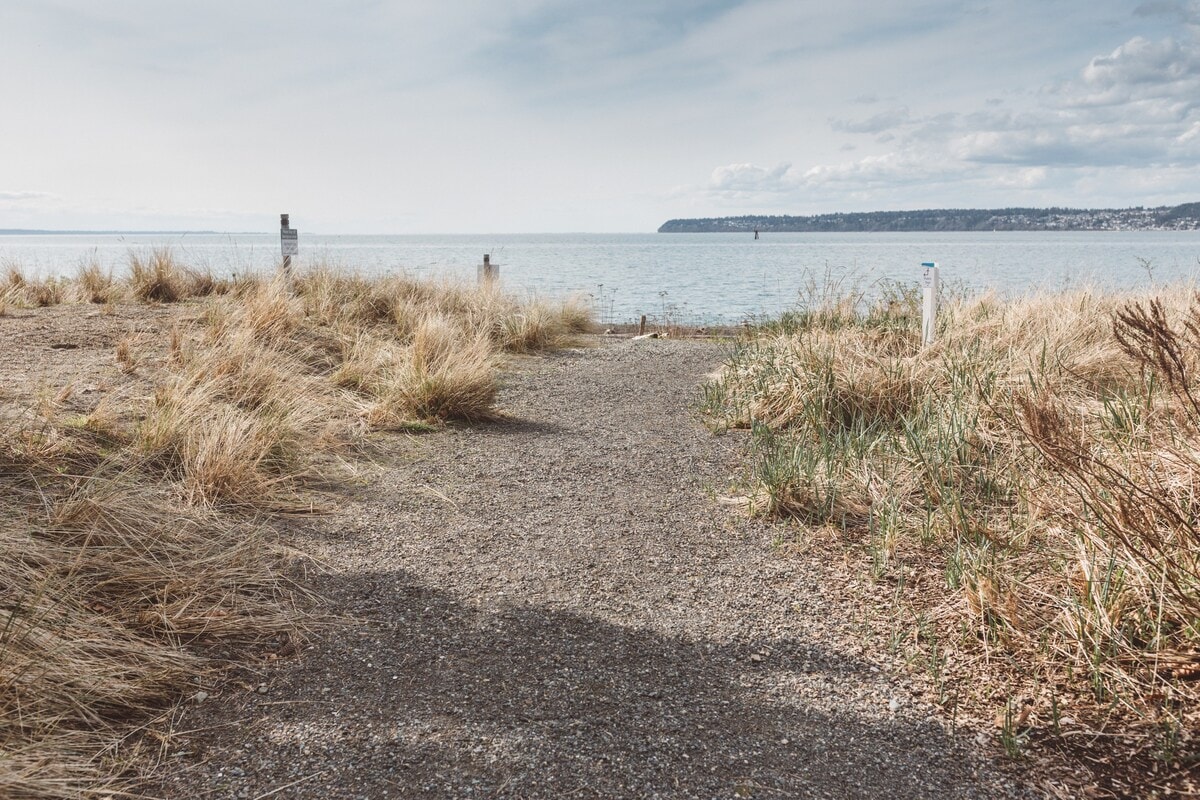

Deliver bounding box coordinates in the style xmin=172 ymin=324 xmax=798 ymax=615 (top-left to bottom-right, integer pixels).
xmin=830 ymin=107 xmax=911 ymax=134
xmin=1134 ymin=0 xmax=1200 ymax=24
xmin=472 ymin=0 xmax=742 ymax=103
xmin=797 ymin=151 xmax=958 ymax=188
xmin=708 ymin=162 xmax=795 ymax=194
xmin=992 ymin=166 xmax=1049 ymax=188
xmin=696 ymin=19 xmax=1200 ymax=209
xmin=960 ymin=32 xmax=1200 ymax=166
xmin=705 ymin=150 xmax=960 ymax=199
xmin=472 ymin=0 xmax=1001 ymax=109
xmin=1057 ymin=36 xmax=1200 ymax=106
xmin=0 ymin=191 xmax=57 ymax=206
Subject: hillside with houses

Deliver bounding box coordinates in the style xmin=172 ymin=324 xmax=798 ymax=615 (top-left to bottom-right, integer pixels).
xmin=659 ymin=202 xmax=1200 ymax=232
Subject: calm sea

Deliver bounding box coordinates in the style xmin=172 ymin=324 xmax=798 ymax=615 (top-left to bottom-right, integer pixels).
xmin=3 ymin=231 xmax=1198 ymax=324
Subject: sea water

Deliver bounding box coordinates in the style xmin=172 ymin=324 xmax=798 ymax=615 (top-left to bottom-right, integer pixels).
xmin=2 ymin=231 xmax=1198 ymax=324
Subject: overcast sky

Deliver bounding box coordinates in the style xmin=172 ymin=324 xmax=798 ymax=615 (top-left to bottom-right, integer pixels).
xmin=2 ymin=0 xmax=1198 ymax=233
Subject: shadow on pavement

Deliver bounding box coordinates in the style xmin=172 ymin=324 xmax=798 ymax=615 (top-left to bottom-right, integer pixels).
xmin=160 ymin=570 xmax=1025 ymax=800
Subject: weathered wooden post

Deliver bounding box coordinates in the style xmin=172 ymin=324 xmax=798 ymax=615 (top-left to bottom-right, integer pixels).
xmin=921 ymin=261 xmax=940 ymax=346
xmin=280 ymin=214 xmax=298 ymax=274
xmin=478 ymin=253 xmax=498 ymax=285
xmin=639 ymin=314 xmax=647 ymax=336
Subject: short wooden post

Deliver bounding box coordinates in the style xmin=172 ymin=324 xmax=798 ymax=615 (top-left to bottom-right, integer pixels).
xmin=478 ymin=253 xmax=498 ymax=285
xmin=921 ymin=261 xmax=940 ymax=346
xmin=639 ymin=315 xmax=646 ymax=336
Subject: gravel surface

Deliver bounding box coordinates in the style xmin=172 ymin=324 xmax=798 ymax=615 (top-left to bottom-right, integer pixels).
xmin=157 ymin=337 xmax=1038 ymax=799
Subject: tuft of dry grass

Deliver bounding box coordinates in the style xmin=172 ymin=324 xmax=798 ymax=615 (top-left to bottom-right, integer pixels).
xmin=115 ymin=336 xmax=139 ymax=374
xmin=76 ymin=260 xmax=120 ymax=304
xmin=225 ymin=275 xmax=304 ymax=341
xmin=394 ymin=314 xmax=498 ymax=422
xmin=557 ymin=294 xmax=594 ymax=335
xmin=496 ymin=299 xmax=563 ymax=353
xmin=0 ymin=405 xmax=306 ymax=797
xmin=290 ymin=267 xmax=594 ymax=351
xmin=129 ymin=247 xmax=189 ymax=303
xmin=4 ymin=263 xmax=27 ymax=289
xmin=28 ymin=277 xmax=65 ymax=306
xmin=2 ymin=262 xmax=66 ymax=307
xmin=184 ymin=265 xmax=228 ymax=297
xmin=136 ymin=367 xmax=322 ymax=509
xmin=704 ymin=282 xmax=1200 ymax=788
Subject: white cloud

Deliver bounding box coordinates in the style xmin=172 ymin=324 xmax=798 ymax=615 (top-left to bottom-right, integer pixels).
xmin=0 ymin=191 xmax=56 ymax=203
xmin=1059 ymin=36 xmax=1200 ymax=106
xmin=695 ymin=17 xmax=1200 ymax=211
xmin=1134 ymin=0 xmax=1200 ymax=25
xmin=708 ymin=162 xmax=795 ymax=194
xmin=958 ymin=31 xmax=1200 ymax=167
xmin=830 ymin=107 xmax=911 ymax=134
xmin=993 ymin=166 xmax=1049 ymax=188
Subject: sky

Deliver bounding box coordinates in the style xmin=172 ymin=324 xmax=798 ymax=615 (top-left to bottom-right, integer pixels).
xmin=2 ymin=0 xmax=1198 ymax=233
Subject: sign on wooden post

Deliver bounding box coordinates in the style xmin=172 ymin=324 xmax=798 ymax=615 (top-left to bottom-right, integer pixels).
xmin=921 ymin=261 xmax=940 ymax=346
xmin=280 ymin=214 xmax=298 ymax=273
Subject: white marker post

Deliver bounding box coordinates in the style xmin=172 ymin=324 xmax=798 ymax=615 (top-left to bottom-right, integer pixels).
xmin=280 ymin=213 xmax=298 ymax=274
xmin=921 ymin=261 xmax=940 ymax=346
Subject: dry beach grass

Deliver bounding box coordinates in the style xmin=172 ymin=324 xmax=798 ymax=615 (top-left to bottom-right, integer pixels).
xmin=3 ymin=247 xmax=1196 ymax=796
xmin=702 ymin=281 xmax=1200 ymax=793
xmin=0 ymin=252 xmax=589 ymax=797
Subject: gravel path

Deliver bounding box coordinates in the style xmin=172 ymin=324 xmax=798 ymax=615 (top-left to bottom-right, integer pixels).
xmin=159 ymin=338 xmax=1036 ymax=799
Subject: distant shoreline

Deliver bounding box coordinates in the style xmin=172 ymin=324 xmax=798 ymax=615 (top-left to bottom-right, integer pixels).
xmin=659 ymin=202 xmax=1200 ymax=233
xmin=0 ymin=229 xmax=246 ymax=236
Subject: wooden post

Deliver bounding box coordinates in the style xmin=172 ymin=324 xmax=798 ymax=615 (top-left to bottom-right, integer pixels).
xmin=639 ymin=315 xmax=646 ymax=336
xmin=921 ymin=261 xmax=940 ymax=346
xmin=280 ymin=213 xmax=299 ymax=275
xmin=478 ymin=253 xmax=498 ymax=285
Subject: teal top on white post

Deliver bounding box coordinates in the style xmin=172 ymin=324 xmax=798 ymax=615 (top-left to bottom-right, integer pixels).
xmin=921 ymin=261 xmax=939 ymax=346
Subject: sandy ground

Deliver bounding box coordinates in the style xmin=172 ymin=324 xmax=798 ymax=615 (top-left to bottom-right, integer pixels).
xmin=146 ymin=336 xmax=1039 ymax=799
xmin=0 ymin=301 xmax=185 ymax=420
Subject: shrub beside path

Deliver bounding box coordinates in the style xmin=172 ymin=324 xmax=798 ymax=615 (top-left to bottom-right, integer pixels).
xmin=160 ymin=338 xmax=1036 ymax=799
